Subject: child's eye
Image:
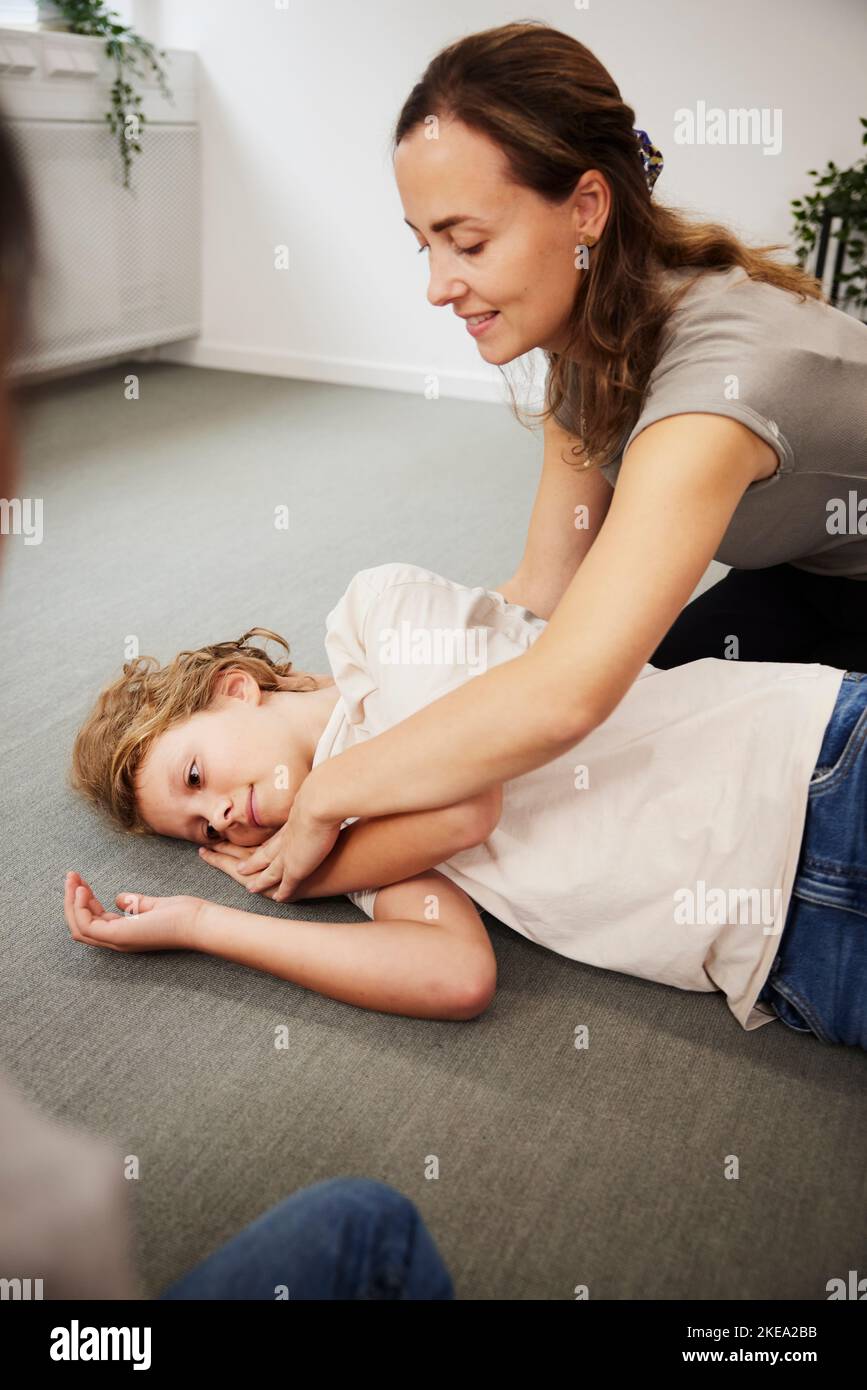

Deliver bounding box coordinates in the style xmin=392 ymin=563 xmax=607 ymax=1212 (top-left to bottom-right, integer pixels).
xmin=183 ymin=761 xmax=215 ymax=844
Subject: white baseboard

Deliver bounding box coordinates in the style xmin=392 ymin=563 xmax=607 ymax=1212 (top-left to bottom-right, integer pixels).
xmin=148 ymin=338 xmax=530 ymax=406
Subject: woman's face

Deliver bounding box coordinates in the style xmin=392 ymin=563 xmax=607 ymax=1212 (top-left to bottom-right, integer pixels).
xmin=394 ymin=116 xmax=609 ymax=359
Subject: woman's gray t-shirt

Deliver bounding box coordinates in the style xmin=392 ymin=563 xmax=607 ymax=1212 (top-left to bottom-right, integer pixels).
xmin=597 ymin=266 xmax=867 ymax=578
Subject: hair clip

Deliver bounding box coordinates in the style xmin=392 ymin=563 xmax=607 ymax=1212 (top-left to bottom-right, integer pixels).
xmin=633 ymin=127 xmax=664 ymax=194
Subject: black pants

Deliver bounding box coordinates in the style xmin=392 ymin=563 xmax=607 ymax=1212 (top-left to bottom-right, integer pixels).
xmin=649 ymin=563 xmax=867 ymax=672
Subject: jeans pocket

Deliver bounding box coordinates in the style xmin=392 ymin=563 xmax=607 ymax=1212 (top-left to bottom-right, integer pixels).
xmin=808 ymin=700 xmax=867 ymax=794
xmin=763 ymin=971 xmax=835 ymax=1043
xmin=762 ymin=982 xmax=816 ymax=1035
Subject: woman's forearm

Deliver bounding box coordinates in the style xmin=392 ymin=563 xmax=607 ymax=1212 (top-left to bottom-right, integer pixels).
xmin=193 ymin=899 xmax=482 ymax=1020
xmin=493 ymin=565 xmax=579 ymax=623
xmin=293 ymin=800 xmax=482 ymax=899
xmin=303 ymin=646 xmax=591 ymax=824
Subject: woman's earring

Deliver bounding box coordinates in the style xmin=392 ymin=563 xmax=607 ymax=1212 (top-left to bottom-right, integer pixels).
xmin=574 ymin=232 xmax=597 ymax=270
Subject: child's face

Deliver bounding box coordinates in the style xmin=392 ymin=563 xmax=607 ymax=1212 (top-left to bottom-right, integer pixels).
xmin=134 ymin=670 xmax=311 ymax=846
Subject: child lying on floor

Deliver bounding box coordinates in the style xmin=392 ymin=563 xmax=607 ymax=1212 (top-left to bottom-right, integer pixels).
xmin=66 ymin=561 xmax=863 ymax=1047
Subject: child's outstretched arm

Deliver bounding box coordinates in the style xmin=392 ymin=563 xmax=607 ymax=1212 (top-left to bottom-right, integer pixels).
xmin=194 ymin=869 xmax=495 ymax=1020
xmin=64 ymin=869 xmax=495 ymax=1022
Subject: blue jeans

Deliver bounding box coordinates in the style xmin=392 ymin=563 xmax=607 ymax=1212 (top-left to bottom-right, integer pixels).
xmin=757 ymin=670 xmax=867 ymax=1048
xmin=157 ymin=1178 xmax=454 ymax=1300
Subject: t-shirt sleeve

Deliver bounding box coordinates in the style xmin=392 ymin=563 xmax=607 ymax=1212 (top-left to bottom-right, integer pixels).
xmin=613 ymin=275 xmax=795 ymax=477
xmin=322 ymin=562 xmax=479 ymax=727
xmin=322 ymin=568 xmax=381 ymax=728
xmin=346 ymin=887 xmax=379 ymax=918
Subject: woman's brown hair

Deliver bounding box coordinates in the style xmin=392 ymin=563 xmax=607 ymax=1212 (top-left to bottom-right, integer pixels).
xmin=392 ymin=19 xmax=824 ymax=468
xmin=69 ymin=629 xmax=325 ymax=836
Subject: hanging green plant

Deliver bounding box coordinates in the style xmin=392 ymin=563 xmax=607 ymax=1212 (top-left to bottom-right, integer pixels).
xmin=790 ymin=117 xmax=867 ymax=319
xmin=43 ymin=0 xmax=173 ymax=190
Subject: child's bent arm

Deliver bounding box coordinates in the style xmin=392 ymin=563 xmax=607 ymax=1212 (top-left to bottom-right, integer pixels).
xmin=192 ymin=869 xmax=496 ymax=1020
xmin=292 ymin=786 xmax=502 ymax=900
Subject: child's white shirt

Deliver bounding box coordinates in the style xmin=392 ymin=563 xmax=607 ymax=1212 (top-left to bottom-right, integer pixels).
xmin=312 ymin=563 xmax=845 ymax=1031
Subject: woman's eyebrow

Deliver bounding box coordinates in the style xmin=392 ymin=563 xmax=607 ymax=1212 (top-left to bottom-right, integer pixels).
xmin=404 ymin=214 xmax=484 ymax=234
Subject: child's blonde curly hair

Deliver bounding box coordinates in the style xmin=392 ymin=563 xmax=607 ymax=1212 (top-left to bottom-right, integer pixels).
xmin=69 ymin=628 xmax=322 ymax=837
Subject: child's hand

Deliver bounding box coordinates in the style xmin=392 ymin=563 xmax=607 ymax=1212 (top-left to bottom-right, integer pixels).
xmin=197 ymin=840 xmax=282 ymax=899
xmin=235 ymin=799 xmax=342 ymax=902
xmin=64 ymin=871 xmax=201 ymax=952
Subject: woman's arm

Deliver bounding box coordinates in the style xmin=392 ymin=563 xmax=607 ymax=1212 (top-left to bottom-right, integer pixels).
xmin=495 ymin=414 xmax=613 ymax=619
xmin=193 ymin=869 xmax=495 ymax=1021
xmin=301 ymin=412 xmax=770 ymax=826
xmin=294 ymin=785 xmax=503 ymax=897
xmin=205 ymin=786 xmax=503 ymax=899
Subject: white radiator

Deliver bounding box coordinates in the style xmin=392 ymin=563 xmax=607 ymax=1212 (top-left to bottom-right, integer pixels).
xmin=0 ymin=23 xmax=201 ymax=381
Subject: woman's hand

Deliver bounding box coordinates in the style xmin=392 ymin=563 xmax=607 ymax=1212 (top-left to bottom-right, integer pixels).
xmin=234 ymin=788 xmax=343 ymax=902
xmin=64 ymin=871 xmax=202 ymax=952
xmin=197 ymin=840 xmax=282 ymax=899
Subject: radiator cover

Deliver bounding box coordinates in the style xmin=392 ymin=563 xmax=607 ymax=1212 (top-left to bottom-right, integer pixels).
xmin=0 ymin=25 xmax=201 ymax=380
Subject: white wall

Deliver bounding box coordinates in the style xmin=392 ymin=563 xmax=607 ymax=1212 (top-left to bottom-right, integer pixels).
xmin=138 ymin=0 xmax=866 ymax=405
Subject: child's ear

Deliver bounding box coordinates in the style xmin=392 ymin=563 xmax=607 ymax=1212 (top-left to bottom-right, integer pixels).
xmin=214 ymin=668 xmax=261 ymax=703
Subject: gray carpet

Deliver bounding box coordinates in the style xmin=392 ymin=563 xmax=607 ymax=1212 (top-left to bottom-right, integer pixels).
xmin=1 ymin=362 xmax=864 ymax=1300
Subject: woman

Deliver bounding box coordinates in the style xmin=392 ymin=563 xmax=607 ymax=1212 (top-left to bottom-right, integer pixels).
xmin=237 ymin=20 xmax=867 ymax=902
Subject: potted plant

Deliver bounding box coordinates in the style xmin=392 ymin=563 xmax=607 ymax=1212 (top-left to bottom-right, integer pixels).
xmin=791 ymin=118 xmax=867 ymax=320
xmin=37 ymin=0 xmax=173 ymax=190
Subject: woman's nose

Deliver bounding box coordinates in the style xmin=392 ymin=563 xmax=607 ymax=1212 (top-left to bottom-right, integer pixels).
xmin=429 ymin=286 xmax=462 ymax=308
xmin=427 ymin=270 xmax=469 ymax=309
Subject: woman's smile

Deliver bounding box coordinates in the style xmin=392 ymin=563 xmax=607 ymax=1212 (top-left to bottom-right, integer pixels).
xmin=465 ymin=310 xmax=500 ymax=337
